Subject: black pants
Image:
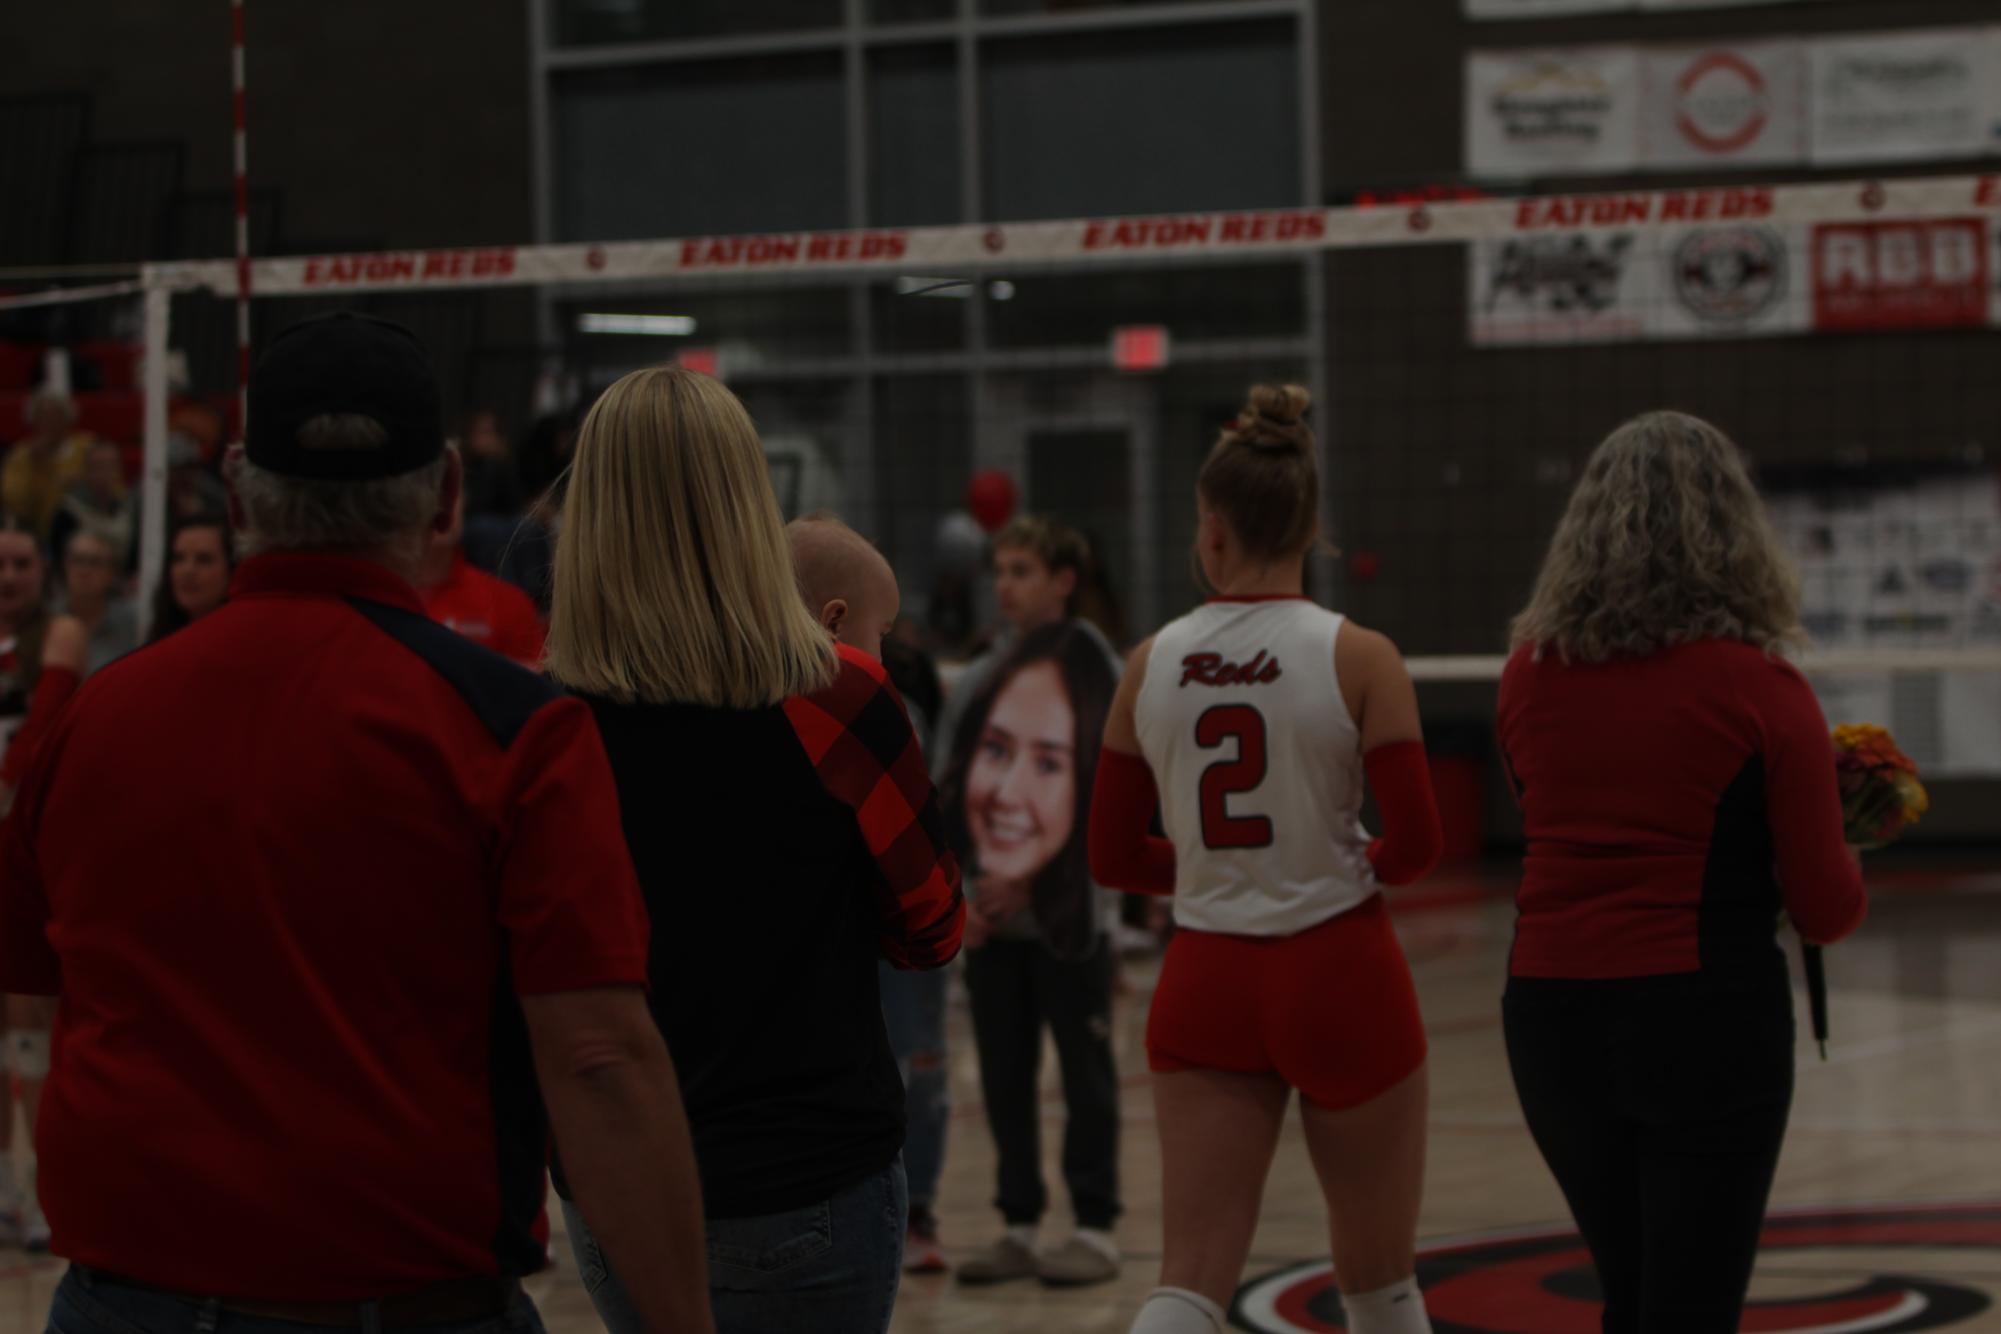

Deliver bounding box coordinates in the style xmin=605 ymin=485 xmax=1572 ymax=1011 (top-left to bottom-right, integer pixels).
xmin=1503 ymin=965 xmax=1795 ymax=1334
xmin=964 ymin=937 xmax=1121 ymax=1230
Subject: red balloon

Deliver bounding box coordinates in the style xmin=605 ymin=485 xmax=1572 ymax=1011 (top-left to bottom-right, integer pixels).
xmin=966 ymin=470 xmax=1020 ymax=533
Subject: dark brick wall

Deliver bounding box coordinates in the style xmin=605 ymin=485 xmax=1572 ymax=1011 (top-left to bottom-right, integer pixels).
xmin=3 ymin=1 xmax=534 ymax=251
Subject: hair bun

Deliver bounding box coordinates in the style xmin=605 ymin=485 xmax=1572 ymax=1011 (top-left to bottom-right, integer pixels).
xmin=1249 ymin=383 xmax=1310 ymax=426
xmin=1231 ymin=383 xmax=1313 ymax=454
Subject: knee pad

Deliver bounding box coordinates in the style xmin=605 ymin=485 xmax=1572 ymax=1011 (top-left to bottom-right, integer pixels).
xmin=6 ymin=1029 xmax=50 ymax=1081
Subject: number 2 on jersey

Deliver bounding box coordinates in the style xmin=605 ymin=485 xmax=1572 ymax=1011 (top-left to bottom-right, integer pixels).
xmin=1195 ymin=705 xmax=1273 ymax=849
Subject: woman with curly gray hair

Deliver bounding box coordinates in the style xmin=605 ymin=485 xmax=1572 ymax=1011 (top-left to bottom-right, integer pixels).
xmin=1497 ymin=410 xmax=1866 ymax=1333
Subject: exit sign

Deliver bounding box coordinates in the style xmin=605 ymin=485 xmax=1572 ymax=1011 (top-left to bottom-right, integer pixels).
xmin=677 ymin=347 xmax=720 ymax=378
xmin=1111 ymin=325 xmax=1170 ymax=372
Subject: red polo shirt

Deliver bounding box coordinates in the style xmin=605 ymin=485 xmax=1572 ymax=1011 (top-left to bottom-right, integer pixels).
xmin=0 ymin=552 xmax=649 ymax=1299
xmin=422 ymin=553 xmax=545 ymax=667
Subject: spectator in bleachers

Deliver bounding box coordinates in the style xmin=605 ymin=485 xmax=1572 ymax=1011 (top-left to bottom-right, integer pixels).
xmin=3 ymin=391 xmax=95 ymax=546
xmin=167 ymin=432 xmax=229 ymax=523
xmin=49 ymin=440 xmax=135 ymax=574
xmin=147 ymin=516 xmax=235 ymax=644
xmin=49 ymin=530 xmax=138 ymax=675
xmin=0 ymin=511 xmax=54 ymax=1251
xmin=458 ymin=409 xmax=525 ymax=519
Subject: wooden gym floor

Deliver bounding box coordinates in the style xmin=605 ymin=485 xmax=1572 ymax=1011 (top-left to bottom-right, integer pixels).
xmin=1 ymin=856 xmax=1995 ymax=1333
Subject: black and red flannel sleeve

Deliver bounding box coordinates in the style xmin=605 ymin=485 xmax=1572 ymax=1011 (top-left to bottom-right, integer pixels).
xmin=785 ymin=645 xmax=965 ymax=970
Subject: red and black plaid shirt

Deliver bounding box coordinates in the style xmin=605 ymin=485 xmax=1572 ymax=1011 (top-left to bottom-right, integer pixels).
xmin=786 ymin=643 xmax=964 ymax=969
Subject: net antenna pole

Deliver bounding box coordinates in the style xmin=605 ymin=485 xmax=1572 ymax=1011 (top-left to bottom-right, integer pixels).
xmin=231 ymin=0 xmax=251 ymax=436
xmin=137 ymin=279 xmax=174 ymax=640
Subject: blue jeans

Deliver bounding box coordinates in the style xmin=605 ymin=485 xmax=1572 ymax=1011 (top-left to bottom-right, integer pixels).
xmin=879 ymin=960 xmax=950 ymax=1211
xmin=564 ymin=1160 xmax=906 ymax=1334
xmin=45 ymin=1268 xmax=545 ymax=1334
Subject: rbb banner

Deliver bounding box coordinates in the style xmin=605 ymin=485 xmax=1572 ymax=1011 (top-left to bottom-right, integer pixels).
xmin=1810 ymin=218 xmax=1990 ymax=331
xmin=1640 ymin=41 xmax=1806 ymax=169
xmin=1465 ymin=48 xmax=1641 ymax=178
xmin=1809 ymin=28 xmax=1994 ymax=166
xmin=1471 ymin=222 xmax=1810 ymax=345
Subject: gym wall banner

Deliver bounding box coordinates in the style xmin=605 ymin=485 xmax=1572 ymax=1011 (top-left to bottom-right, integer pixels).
xmin=1468 ymin=26 xmax=2001 ymax=179
xmin=1464 ymin=47 xmax=1643 ymax=178
xmin=1468 ymin=215 xmax=1994 ymax=345
xmin=1639 ymin=41 xmax=1806 ymax=170
xmin=1469 ymin=220 xmax=1814 ymax=345
xmin=1809 ymin=27 xmax=1999 ymax=167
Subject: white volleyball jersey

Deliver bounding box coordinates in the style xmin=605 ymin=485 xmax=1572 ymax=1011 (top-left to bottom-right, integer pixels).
xmin=1134 ymin=598 xmax=1376 ymax=936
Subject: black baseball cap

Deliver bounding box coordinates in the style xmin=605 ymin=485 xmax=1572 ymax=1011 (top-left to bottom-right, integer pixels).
xmin=246 ymin=312 xmax=445 ymax=481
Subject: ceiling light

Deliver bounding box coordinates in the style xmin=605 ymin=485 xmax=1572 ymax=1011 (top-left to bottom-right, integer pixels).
xmin=577 ymin=313 xmax=698 ymax=336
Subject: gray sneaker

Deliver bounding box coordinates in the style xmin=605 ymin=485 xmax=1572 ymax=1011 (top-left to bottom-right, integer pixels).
xmin=1036 ymin=1234 xmax=1121 ymax=1287
xmin=956 ymin=1234 xmax=1038 ymax=1285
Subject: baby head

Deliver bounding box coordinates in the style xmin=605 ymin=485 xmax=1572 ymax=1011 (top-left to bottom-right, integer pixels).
xmin=787 ymin=512 xmax=901 ymax=661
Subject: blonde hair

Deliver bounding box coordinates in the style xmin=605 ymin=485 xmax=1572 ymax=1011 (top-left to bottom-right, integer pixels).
xmin=547 ymin=366 xmax=836 ymax=707
xmin=1511 ymin=410 xmax=1802 ymax=663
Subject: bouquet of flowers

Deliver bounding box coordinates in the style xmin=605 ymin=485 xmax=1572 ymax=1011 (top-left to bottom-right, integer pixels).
xmin=1802 ymin=724 xmax=1927 ymax=1057
xmin=1833 ymin=724 xmax=1929 ymax=849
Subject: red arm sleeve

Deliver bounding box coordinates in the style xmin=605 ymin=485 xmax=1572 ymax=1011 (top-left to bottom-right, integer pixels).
xmin=492 ymin=698 xmax=651 ymax=995
xmin=1364 ymin=739 xmax=1443 ymax=887
xmin=1761 ymin=666 xmax=1867 ymax=945
xmin=787 ymin=646 xmax=965 ymax=970
xmin=1087 ymin=747 xmax=1175 ymax=896
xmin=1 ymin=665 xmax=80 ymax=789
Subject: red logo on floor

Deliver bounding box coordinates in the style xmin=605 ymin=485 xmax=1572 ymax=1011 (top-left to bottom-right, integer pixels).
xmin=1233 ymin=1204 xmax=1999 ymax=1332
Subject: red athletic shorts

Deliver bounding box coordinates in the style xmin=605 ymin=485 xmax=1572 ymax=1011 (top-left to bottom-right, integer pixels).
xmin=1146 ymin=893 xmax=1428 ymax=1109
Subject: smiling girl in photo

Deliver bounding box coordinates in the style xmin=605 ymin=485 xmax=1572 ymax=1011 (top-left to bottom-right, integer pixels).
xmin=940 ymin=614 xmax=1124 ymax=1288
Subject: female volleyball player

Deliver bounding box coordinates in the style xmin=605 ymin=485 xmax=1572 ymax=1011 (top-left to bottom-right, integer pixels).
xmin=1088 ymin=385 xmax=1443 ymax=1334
xmin=1498 ymin=410 xmax=1867 ymax=1332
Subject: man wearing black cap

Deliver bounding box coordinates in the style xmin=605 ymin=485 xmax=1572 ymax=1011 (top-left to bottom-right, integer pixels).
xmin=0 ymin=313 xmax=712 ymax=1333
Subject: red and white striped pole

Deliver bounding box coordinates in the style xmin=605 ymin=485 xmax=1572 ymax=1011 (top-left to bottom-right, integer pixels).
xmin=231 ymin=0 xmax=251 ymax=437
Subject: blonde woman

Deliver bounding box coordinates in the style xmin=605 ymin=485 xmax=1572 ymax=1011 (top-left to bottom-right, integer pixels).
xmin=1499 ymin=410 xmax=1867 ymax=1333
xmin=547 ymin=366 xmax=965 ymax=1334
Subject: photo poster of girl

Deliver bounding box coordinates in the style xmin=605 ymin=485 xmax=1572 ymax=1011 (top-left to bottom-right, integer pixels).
xmin=940 ymin=621 xmax=1119 ymax=963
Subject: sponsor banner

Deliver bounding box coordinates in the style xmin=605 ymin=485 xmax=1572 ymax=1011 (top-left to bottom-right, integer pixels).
xmin=1809 ymin=27 xmax=1993 ymax=167
xmin=1993 ymin=210 xmax=2001 ymax=327
xmin=1772 ymin=476 xmax=2001 ymax=776
xmin=1640 ymin=41 xmax=1806 ymax=169
xmin=1988 ymin=27 xmax=2001 ymax=158
xmin=1656 ymin=222 xmax=1809 ymax=337
xmin=142 ymin=175 xmax=2001 ymax=297
xmin=1470 ymin=230 xmax=1653 ymax=344
xmin=1810 ymin=217 xmax=1990 ymax=331
xmin=1471 ymin=221 xmax=1811 ymax=344
xmin=1466 ymin=47 xmax=1641 ymax=178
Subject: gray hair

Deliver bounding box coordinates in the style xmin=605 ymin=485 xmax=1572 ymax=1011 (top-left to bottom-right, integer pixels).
xmin=229 ymin=415 xmax=447 ymax=563
xmin=1510 ymin=410 xmax=1803 ymax=663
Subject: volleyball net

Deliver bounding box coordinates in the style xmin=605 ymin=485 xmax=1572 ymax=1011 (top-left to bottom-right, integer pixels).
xmin=8 ymin=169 xmax=2001 ymax=773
